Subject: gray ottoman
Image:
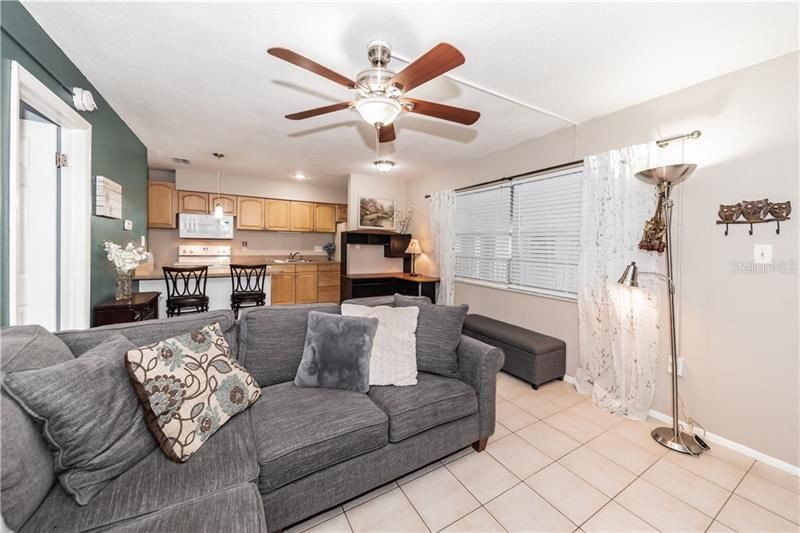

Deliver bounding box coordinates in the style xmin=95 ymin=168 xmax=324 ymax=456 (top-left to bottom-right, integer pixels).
xmin=462 ymin=314 xmax=566 ymax=389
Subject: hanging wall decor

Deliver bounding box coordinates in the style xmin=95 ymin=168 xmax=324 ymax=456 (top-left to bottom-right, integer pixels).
xmin=716 ymin=199 xmax=791 ymax=235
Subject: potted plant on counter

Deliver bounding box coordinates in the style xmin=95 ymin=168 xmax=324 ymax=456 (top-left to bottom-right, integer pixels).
xmin=323 ymin=241 xmax=336 ymax=261
xmin=103 ymin=241 xmax=150 ymax=300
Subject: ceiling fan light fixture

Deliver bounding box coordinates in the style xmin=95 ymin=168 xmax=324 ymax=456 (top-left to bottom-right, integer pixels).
xmin=374 ymin=159 xmax=395 ymax=173
xmin=355 ymin=96 xmax=401 ymax=127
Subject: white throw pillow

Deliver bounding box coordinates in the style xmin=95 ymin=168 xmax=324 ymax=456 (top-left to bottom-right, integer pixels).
xmin=341 ymin=303 xmax=419 ymax=386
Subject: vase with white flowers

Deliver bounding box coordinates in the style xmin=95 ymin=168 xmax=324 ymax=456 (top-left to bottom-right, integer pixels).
xmin=103 ymin=241 xmax=150 ymax=300
xmin=397 ymin=206 xmax=414 ymax=234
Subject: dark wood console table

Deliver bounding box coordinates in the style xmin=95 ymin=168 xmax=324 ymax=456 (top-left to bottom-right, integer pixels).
xmin=341 ymin=273 xmax=439 ymax=302
xmin=94 ymin=291 xmax=160 ymax=326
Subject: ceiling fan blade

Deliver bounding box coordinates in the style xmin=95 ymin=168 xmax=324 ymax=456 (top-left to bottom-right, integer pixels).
xmin=285 ymin=101 xmax=352 ymax=120
xmin=403 ymin=98 xmax=480 ymax=125
xmin=387 ymin=43 xmax=465 ymax=93
xmin=268 ymin=48 xmax=356 ymax=89
xmin=378 ymin=123 xmax=396 ymax=143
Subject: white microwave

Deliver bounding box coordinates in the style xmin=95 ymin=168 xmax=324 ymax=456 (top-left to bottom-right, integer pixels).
xmin=178 ymin=214 xmax=234 ymax=239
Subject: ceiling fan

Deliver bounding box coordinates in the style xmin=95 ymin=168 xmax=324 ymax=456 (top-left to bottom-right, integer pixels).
xmin=267 ymin=41 xmax=480 ymax=143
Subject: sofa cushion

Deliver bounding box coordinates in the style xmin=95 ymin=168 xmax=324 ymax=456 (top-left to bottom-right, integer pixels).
xmin=95 ymin=483 xmax=266 ymax=533
xmin=20 ymin=411 xmax=259 ymax=532
xmin=294 ymin=311 xmax=378 ymax=393
xmin=1 ymin=325 xmax=75 ymax=530
xmin=3 ymin=334 xmax=156 ymax=505
xmin=125 ymin=323 xmax=261 ymax=462
xmin=368 ymin=372 xmax=478 ymax=442
xmin=394 ymin=295 xmax=468 ymax=378
xmin=238 ymin=304 xmax=340 ymax=386
xmin=251 ymin=382 xmax=388 ymax=493
xmin=56 ymin=310 xmax=237 ymax=358
xmin=342 ymin=303 xmax=419 ymax=386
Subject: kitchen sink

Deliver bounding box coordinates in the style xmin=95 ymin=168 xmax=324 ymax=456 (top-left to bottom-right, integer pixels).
xmin=272 ymin=259 xmax=314 ymax=264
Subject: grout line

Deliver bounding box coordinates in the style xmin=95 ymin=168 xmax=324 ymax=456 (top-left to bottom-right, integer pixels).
xmin=396 ymin=483 xmax=433 ymax=532
xmin=713 ymin=462 xmax=800 ymax=528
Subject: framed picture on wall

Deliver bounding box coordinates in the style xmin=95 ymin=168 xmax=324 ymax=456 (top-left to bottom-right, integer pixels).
xmin=358 ymin=197 xmax=396 ymax=230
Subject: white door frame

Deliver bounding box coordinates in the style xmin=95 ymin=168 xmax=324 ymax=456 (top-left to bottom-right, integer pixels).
xmin=9 ymin=61 xmax=92 ymax=330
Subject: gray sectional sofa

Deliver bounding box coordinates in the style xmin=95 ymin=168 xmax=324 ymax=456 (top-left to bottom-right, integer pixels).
xmin=1 ymin=298 xmax=504 ymax=532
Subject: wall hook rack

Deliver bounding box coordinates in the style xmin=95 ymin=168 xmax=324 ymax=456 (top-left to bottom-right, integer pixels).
xmin=716 ymin=218 xmax=789 ymax=236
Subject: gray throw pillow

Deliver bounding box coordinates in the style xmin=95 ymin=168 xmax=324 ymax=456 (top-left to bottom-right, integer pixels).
xmin=294 ymin=311 xmax=378 ymax=393
xmin=394 ymin=294 xmax=469 ymax=378
xmin=2 ymin=334 xmax=156 ymax=505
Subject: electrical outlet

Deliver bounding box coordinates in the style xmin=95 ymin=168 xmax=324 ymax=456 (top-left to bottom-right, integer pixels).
xmin=123 ymin=219 xmax=133 ymax=231
xmin=314 ymin=245 xmax=323 ymax=253
xmin=667 ymin=357 xmax=685 ymax=377
xmin=753 ymin=244 xmax=772 ymax=264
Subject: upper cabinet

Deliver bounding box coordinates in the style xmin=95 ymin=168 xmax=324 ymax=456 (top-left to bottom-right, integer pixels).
xmin=315 ymin=204 xmax=337 ymax=233
xmin=210 ymin=194 xmax=237 ymax=215
xmin=146 ymin=181 xmax=347 ymax=234
xmin=265 ymin=199 xmax=291 ymax=230
xmin=147 ymin=181 xmax=177 ymax=228
xmin=178 ymin=191 xmax=210 ymax=213
xmin=290 ymin=202 xmax=315 ymax=232
xmin=236 ymin=196 xmax=266 ymax=230
xmin=335 ymin=204 xmax=348 ymax=223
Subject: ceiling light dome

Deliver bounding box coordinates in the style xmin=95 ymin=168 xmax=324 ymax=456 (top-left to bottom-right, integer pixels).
xmin=355 ymin=96 xmax=401 ymax=127
xmin=374 ymin=160 xmax=395 ymax=173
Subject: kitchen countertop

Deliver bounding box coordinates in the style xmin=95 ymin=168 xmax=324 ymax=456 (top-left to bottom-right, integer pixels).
xmin=133 ymin=256 xmax=340 ymax=280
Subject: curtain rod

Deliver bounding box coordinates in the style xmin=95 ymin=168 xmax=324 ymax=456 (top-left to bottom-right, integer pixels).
xmin=424 ymin=159 xmax=582 ymax=199
xmin=423 ymin=130 xmax=702 ymax=199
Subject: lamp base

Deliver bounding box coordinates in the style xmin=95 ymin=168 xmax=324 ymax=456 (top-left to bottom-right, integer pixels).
xmin=651 ymin=426 xmax=707 ymax=455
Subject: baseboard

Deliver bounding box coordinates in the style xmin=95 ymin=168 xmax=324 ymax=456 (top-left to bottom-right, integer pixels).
xmin=562 ymin=375 xmax=800 ymax=477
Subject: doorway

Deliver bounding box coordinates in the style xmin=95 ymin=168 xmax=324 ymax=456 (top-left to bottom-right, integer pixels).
xmin=8 ymin=62 xmax=92 ymax=330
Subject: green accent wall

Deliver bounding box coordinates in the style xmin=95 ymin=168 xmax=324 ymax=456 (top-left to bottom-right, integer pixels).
xmin=1 ymin=1 xmax=148 ymax=326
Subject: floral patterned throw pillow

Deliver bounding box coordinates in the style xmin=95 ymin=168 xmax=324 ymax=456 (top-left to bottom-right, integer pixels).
xmin=125 ymin=323 xmax=261 ymax=462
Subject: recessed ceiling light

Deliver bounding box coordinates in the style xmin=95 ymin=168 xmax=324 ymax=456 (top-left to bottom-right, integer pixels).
xmin=374 ymin=160 xmax=395 ymax=173
xmin=172 ymin=157 xmax=191 ymax=165
xmin=292 ymin=172 xmax=307 ymax=180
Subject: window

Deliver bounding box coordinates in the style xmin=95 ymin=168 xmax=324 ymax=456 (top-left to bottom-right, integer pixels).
xmin=455 ymin=166 xmax=583 ymax=299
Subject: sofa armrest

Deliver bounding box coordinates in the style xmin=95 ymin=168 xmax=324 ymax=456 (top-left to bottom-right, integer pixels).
xmin=457 ymin=335 xmax=505 ymax=440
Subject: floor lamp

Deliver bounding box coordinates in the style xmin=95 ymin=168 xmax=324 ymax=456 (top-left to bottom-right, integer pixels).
xmin=617 ymin=163 xmax=709 ymax=456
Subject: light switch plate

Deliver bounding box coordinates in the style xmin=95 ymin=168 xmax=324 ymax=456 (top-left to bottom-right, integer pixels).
xmin=314 ymin=245 xmax=323 ymax=252
xmin=753 ymin=244 xmax=772 ymax=264
xmin=123 ymin=219 xmax=133 ymax=231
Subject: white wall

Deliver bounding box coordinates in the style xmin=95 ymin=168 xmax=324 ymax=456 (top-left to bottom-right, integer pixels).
xmin=408 ymin=52 xmax=799 ymax=466
xmin=176 ymin=168 xmax=347 ymax=204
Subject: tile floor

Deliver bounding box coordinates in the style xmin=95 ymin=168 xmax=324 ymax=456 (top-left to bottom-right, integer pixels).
xmin=286 ymin=372 xmax=800 ymax=533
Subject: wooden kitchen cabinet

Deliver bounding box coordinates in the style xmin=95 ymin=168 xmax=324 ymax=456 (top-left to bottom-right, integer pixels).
xmin=314 ymin=204 xmax=337 ymax=233
xmin=237 ymin=196 xmax=266 ymax=230
xmin=317 ymin=263 xmax=341 ymax=303
xmin=295 ymin=267 xmax=319 ymax=304
xmin=290 ymin=202 xmax=315 ymax=232
xmin=335 ymin=204 xmax=348 ymax=223
xmin=148 ymin=181 xmax=177 ymax=228
xmin=270 ymin=273 xmax=296 ymax=305
xmin=209 ymin=194 xmax=236 ymax=215
xmin=265 ymin=199 xmax=291 ymax=230
xmin=178 ymin=191 xmax=211 ymax=213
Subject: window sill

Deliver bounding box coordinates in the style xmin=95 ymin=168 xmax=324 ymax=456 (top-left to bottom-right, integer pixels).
xmin=454 ymin=277 xmax=578 ymax=303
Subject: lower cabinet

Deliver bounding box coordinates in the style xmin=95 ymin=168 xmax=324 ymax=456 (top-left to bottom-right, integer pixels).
xmin=270 ymin=273 xmax=296 ymax=305
xmin=269 ymin=263 xmax=340 ymax=305
xmin=295 ymin=269 xmax=318 ymax=304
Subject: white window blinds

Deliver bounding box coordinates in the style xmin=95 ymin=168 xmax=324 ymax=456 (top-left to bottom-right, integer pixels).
xmin=454 ymin=186 xmax=512 ymax=284
xmin=455 ymin=166 xmax=583 ymax=299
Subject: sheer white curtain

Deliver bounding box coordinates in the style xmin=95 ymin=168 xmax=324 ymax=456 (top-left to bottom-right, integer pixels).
xmin=576 ymin=143 xmax=664 ymax=419
xmin=429 ymin=190 xmax=456 ymax=305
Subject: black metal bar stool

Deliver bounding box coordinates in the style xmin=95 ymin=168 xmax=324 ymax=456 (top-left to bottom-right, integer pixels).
xmin=162 ymin=266 xmax=209 ymax=317
xmin=230 ymin=264 xmax=267 ymax=317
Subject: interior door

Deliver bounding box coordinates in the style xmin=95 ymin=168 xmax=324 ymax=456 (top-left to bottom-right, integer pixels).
xmin=15 ymin=105 xmax=60 ymax=330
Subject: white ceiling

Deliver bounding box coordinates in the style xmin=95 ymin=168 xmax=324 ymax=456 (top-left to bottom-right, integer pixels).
xmin=24 ymin=2 xmax=798 ymax=185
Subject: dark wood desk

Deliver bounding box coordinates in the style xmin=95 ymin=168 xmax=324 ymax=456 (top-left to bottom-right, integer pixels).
xmin=341 ymin=273 xmax=439 ymax=301
xmin=94 ymin=291 xmax=160 ymax=326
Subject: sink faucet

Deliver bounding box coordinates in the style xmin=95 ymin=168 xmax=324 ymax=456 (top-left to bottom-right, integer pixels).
xmin=288 ymin=251 xmax=302 ymax=260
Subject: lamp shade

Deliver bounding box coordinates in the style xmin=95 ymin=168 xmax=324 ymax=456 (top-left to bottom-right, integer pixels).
xmin=405 ymin=238 xmax=422 ymax=255
xmin=355 ymin=96 xmax=401 ymax=126
xmin=635 ymin=164 xmax=696 ymax=186
xmin=617 ymin=261 xmax=640 ymax=287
